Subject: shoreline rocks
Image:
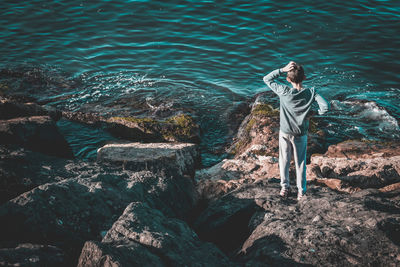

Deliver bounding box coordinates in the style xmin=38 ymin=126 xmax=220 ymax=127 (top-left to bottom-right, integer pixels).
xmin=308 ymin=140 xmax=400 ymax=193
xmin=1 ymin=92 xmax=400 ymax=266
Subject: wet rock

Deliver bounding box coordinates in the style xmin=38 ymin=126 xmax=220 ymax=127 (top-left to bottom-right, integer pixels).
xmin=0 ymin=96 xmax=61 ymax=120
xmin=0 ymin=243 xmax=67 ymax=267
xmin=0 ymin=163 xmax=196 ymax=261
xmin=194 ymin=179 xmax=400 ymax=266
xmin=308 ymin=140 xmax=400 ymax=191
xmin=0 ymin=116 xmax=73 ymax=158
xmin=107 ymin=114 xmax=201 ymax=143
xmin=61 ymin=110 xmax=106 ymax=126
xmin=97 ymin=142 xmax=200 ymax=178
xmin=79 ymin=202 xmax=232 ymax=266
xmin=62 ymin=111 xmax=201 ymax=143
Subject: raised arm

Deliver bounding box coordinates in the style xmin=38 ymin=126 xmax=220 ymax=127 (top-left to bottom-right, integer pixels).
xmin=315 ymin=92 xmax=330 ymax=115
xmin=263 ymin=62 xmax=295 ymax=96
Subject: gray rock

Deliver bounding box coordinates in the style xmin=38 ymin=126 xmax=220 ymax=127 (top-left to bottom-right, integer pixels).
xmin=0 ymin=145 xmax=72 ymax=204
xmin=78 ymin=240 xmax=164 ymax=267
xmin=194 ymin=179 xmax=400 ymax=266
xmin=97 ymin=142 xmax=200 ymax=178
xmin=78 ymin=201 xmax=232 ymax=267
xmin=0 ymin=243 xmax=67 ymax=267
xmin=0 ymin=116 xmax=73 ymax=158
xmin=0 ymin=163 xmax=196 ymax=261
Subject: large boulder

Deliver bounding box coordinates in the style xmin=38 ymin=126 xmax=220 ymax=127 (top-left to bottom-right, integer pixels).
xmin=79 ymin=202 xmax=232 ymax=267
xmin=97 ymin=142 xmax=200 ymax=178
xmin=308 ymin=140 xmax=400 ymax=192
xmin=0 ymin=162 xmax=196 ymax=261
xmin=194 ymin=179 xmax=400 ymax=266
xmin=0 ymin=116 xmax=73 ymax=158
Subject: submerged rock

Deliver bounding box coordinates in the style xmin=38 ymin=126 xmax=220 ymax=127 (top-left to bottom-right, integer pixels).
xmin=107 ymin=113 xmax=201 ymax=143
xmin=97 ymin=142 xmax=200 ymax=178
xmin=0 ymin=116 xmax=73 ymax=158
xmin=62 ymin=111 xmax=201 ymax=143
xmin=79 ymin=202 xmax=232 ymax=266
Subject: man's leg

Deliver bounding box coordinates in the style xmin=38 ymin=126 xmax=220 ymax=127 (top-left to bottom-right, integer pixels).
xmin=279 ymin=131 xmax=292 ymax=191
xmin=292 ymin=134 xmax=307 ymax=196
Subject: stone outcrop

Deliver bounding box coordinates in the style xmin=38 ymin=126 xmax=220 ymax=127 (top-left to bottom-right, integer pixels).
xmin=97 ymin=142 xmax=200 ymax=177
xmin=308 ymin=140 xmax=400 ymax=192
xmin=78 ymin=202 xmax=232 ymax=266
xmin=227 ymin=94 xmax=326 ymax=159
xmin=194 ymin=179 xmax=400 ymax=266
xmin=0 ymin=116 xmax=73 ymax=158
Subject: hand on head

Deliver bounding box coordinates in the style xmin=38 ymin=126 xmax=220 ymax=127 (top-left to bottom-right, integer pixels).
xmin=281 ymin=61 xmax=296 ymax=72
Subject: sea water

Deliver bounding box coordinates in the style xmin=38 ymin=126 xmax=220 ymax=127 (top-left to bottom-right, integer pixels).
xmin=1 ymin=0 xmax=399 ymax=166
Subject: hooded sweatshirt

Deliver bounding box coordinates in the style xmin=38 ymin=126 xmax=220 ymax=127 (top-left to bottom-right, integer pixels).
xmin=263 ymin=68 xmax=329 ymax=136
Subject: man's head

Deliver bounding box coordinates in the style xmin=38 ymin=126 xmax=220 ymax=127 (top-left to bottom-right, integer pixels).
xmin=286 ymin=63 xmax=305 ymax=84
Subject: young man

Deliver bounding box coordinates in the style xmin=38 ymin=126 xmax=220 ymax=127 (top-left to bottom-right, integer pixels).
xmin=263 ymin=61 xmax=329 ymax=200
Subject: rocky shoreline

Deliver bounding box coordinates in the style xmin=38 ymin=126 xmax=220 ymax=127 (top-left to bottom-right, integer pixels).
xmin=0 ymin=94 xmax=399 ymax=266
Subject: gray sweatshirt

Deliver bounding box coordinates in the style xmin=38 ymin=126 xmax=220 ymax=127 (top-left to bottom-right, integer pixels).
xmin=263 ymin=68 xmax=329 ymax=136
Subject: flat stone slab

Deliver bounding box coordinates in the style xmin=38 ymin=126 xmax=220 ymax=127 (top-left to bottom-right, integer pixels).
xmin=97 ymin=142 xmax=199 ymax=177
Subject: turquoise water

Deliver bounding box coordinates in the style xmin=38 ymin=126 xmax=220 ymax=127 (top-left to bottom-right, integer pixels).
xmin=1 ymin=1 xmax=399 ymax=166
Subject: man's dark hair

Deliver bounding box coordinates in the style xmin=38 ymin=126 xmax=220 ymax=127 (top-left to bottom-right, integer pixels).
xmin=287 ymin=63 xmax=305 ymax=83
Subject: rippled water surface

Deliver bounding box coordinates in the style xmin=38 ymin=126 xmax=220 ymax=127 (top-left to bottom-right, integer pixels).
xmin=1 ymin=1 xmax=399 ymax=165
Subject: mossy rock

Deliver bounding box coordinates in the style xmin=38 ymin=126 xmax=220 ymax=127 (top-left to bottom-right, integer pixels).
xmin=251 ymin=103 xmax=279 ymax=117
xmin=108 ymin=114 xmax=200 ymax=143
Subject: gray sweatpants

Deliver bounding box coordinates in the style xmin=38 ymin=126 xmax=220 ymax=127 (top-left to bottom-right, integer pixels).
xmin=279 ymin=131 xmax=307 ymax=194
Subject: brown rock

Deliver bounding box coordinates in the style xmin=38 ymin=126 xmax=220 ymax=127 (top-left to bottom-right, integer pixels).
xmin=228 ymin=96 xmax=326 ymax=160
xmin=379 ymin=182 xmax=400 ymax=193
xmin=309 ymin=140 xmax=400 ymax=191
